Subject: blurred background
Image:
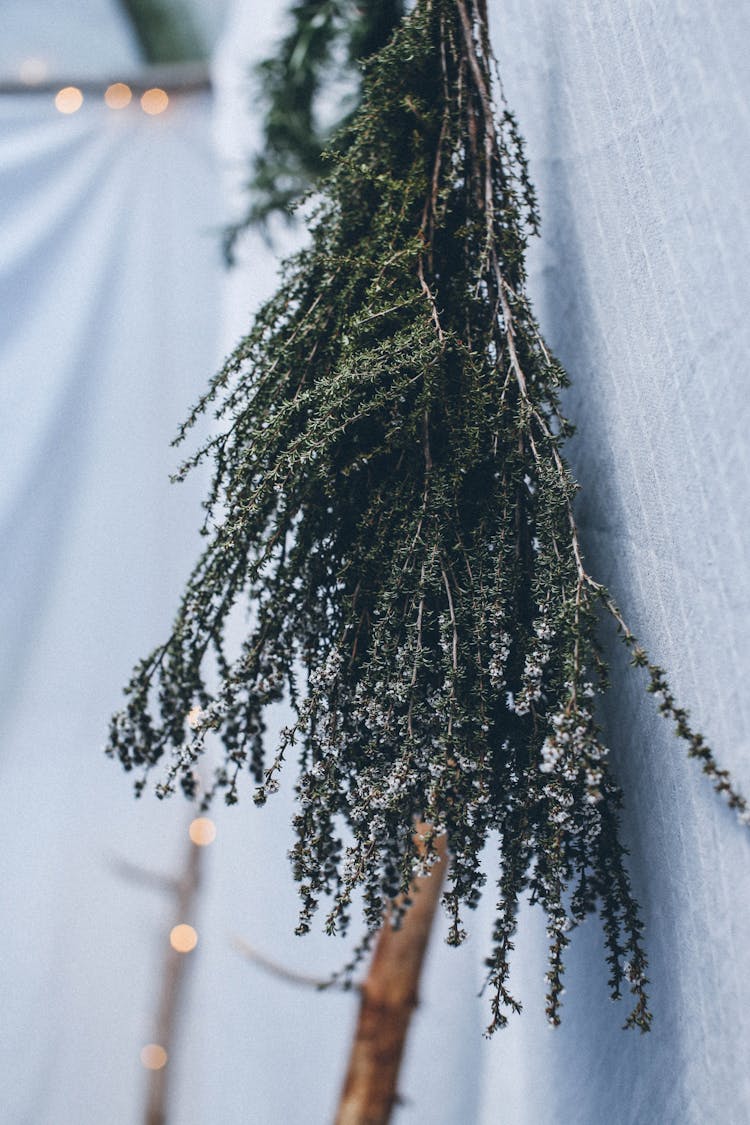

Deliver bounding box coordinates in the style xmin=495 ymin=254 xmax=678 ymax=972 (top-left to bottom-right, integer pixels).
xmin=1 ymin=2 xmax=749 ymax=1123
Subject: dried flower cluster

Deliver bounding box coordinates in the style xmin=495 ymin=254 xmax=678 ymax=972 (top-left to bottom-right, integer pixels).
xmin=107 ymin=0 xmax=747 ymax=1033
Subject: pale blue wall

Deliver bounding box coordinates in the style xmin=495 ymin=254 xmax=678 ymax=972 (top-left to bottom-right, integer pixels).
xmin=2 ymin=2 xmax=749 ymax=1122
xmin=480 ymin=3 xmax=750 ymax=1121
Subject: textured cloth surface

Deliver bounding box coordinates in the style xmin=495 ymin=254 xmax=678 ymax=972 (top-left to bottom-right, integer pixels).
xmin=1 ymin=2 xmax=749 ymax=1122
xmin=477 ymin=2 xmax=750 ymax=1122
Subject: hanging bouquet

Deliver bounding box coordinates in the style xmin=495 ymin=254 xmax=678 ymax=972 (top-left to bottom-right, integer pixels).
xmin=107 ymin=0 xmax=747 ymax=1035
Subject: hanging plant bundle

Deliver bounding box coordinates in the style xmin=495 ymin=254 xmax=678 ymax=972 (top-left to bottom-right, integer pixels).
xmin=107 ymin=0 xmax=748 ymax=1034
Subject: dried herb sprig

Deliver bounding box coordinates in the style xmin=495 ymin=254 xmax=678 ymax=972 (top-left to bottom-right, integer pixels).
xmin=107 ymin=0 xmax=748 ymax=1034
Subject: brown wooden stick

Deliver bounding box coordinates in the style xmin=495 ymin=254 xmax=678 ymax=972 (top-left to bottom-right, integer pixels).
xmin=144 ymin=835 xmax=202 ymax=1125
xmin=335 ymin=830 xmax=448 ymax=1125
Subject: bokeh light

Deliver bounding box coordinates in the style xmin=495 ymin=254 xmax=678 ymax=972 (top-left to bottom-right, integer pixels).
xmin=169 ymin=924 xmax=198 ymax=953
xmin=141 ymin=88 xmax=169 ymax=116
xmin=19 ymin=58 xmax=48 ymax=85
xmin=189 ymin=817 xmax=216 ymax=846
xmin=105 ymin=83 xmax=132 ymax=109
xmin=55 ymin=87 xmax=83 ymax=114
xmin=140 ymin=1044 xmax=168 ymax=1070
xmin=187 ymin=705 xmax=203 ymax=729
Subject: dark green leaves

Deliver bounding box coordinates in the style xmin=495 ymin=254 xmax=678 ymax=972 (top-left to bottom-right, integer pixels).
xmin=108 ymin=0 xmax=747 ymax=1035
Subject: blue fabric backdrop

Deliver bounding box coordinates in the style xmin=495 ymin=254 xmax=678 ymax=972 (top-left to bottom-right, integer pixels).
xmin=1 ymin=2 xmax=749 ymax=1122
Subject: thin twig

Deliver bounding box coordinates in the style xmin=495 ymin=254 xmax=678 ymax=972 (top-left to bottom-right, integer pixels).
xmin=110 ymin=855 xmax=180 ymax=896
xmin=232 ymin=935 xmax=357 ymax=992
xmin=144 ymin=836 xmax=203 ymax=1125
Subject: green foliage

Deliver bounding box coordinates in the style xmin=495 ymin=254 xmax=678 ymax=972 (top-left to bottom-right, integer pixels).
xmin=118 ymin=0 xmax=206 ymax=64
xmin=108 ymin=0 xmax=748 ymax=1034
xmin=224 ymin=0 xmax=404 ymax=256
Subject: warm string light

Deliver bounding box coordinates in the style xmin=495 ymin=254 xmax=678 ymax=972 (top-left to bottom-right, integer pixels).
xmin=105 ymin=82 xmax=132 ymax=109
xmin=19 ymin=58 xmax=48 ymax=85
xmin=141 ymin=88 xmax=169 ymax=115
xmin=186 ymin=706 xmax=203 ymax=729
xmin=54 ymin=87 xmax=83 ymax=114
xmin=169 ymin=923 xmax=198 ymax=954
xmin=53 ymin=83 xmax=171 ymax=116
xmin=189 ymin=816 xmax=216 ymax=846
xmin=140 ymin=1044 xmax=168 ymax=1071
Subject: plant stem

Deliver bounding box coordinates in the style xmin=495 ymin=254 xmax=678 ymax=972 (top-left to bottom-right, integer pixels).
xmin=144 ymin=836 xmax=202 ymax=1125
xmin=334 ymin=829 xmax=448 ymax=1125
